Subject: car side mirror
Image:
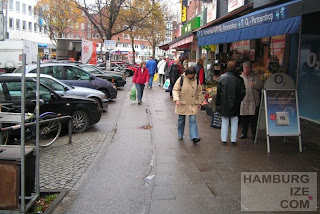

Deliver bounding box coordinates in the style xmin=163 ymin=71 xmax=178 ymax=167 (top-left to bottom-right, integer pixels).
xmin=31 ymin=99 xmax=44 ymax=106
xmin=90 ymin=75 xmax=95 ymax=80
xmin=64 ymin=86 xmax=69 ymax=91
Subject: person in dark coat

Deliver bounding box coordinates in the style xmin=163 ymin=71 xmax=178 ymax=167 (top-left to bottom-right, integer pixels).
xmin=216 ymin=60 xmax=246 ymax=144
xmin=167 ymin=58 xmax=182 ymax=97
xmin=194 ymin=58 xmax=205 ymax=85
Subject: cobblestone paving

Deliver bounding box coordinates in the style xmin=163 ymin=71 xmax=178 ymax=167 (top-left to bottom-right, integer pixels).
xmin=38 ymin=130 xmax=110 ymax=190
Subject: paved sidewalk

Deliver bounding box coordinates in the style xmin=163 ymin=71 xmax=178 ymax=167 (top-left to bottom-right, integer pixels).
xmin=145 ymin=85 xmax=320 ymax=214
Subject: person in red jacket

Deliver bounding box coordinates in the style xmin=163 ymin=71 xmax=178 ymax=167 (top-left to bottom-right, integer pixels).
xmin=132 ymin=61 xmax=149 ymax=105
xmin=194 ymin=58 xmax=205 ymax=85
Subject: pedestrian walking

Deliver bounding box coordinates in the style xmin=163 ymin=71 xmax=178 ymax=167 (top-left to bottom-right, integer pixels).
xmin=240 ymin=61 xmax=263 ymax=140
xmin=146 ymin=56 xmax=158 ymax=89
xmin=172 ymin=67 xmax=203 ymax=144
xmin=216 ymin=60 xmax=246 ymax=144
xmin=194 ymin=58 xmax=205 ymax=85
xmin=132 ymin=61 xmax=149 ymax=105
xmin=167 ymin=58 xmax=182 ymax=97
xmin=157 ymin=57 xmax=166 ymax=86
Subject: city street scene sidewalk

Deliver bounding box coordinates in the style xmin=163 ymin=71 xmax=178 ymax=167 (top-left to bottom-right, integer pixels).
xmin=49 ymin=82 xmax=320 ymax=214
xmin=1 ymin=1 xmax=320 ymax=213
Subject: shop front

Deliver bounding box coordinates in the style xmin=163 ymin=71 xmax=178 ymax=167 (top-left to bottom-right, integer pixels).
xmin=197 ymin=0 xmax=320 ymax=124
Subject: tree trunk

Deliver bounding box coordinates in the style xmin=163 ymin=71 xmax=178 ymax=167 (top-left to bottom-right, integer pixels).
xmin=131 ymin=37 xmax=135 ymax=64
xmin=100 ymin=39 xmax=104 ymax=61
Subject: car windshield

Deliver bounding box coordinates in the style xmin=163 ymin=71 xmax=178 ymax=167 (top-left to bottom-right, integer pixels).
xmin=80 ymin=65 xmax=103 ymax=74
xmin=14 ymin=66 xmax=23 ymax=73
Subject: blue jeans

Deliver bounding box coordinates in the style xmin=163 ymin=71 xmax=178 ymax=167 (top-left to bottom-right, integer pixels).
xmin=148 ymin=74 xmax=154 ymax=88
xmin=178 ymin=115 xmax=199 ymax=140
xmin=135 ymin=83 xmax=145 ymax=102
xmin=221 ymin=116 xmax=239 ymax=142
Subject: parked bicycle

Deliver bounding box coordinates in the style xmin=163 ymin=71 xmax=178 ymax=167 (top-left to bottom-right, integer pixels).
xmin=1 ymin=101 xmax=62 ymax=147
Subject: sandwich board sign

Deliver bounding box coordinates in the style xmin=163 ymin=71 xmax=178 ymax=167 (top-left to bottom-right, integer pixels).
xmin=255 ymin=73 xmax=301 ymax=153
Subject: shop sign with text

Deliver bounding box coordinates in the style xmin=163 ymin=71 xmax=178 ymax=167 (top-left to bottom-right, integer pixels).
xmin=182 ymin=17 xmax=200 ymax=35
xmin=181 ymin=0 xmax=188 ymax=25
xmin=198 ymin=3 xmax=289 ymax=38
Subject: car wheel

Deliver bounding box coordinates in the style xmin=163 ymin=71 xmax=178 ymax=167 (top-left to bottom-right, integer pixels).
xmin=71 ymin=111 xmax=90 ymax=133
xmin=101 ymin=89 xmax=110 ymax=99
xmin=90 ymin=97 xmax=103 ymax=109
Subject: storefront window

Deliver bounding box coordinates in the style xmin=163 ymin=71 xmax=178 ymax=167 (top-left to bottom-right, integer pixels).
xmin=230 ymin=40 xmax=250 ymax=61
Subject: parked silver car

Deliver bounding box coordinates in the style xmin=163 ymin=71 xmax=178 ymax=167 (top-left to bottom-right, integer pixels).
xmin=1 ymin=73 xmax=109 ymax=110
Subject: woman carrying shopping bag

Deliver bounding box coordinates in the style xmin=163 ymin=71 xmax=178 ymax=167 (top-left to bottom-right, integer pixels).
xmin=132 ymin=61 xmax=149 ymax=105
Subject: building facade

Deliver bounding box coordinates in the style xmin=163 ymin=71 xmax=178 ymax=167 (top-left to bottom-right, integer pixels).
xmin=3 ymin=0 xmax=55 ymax=59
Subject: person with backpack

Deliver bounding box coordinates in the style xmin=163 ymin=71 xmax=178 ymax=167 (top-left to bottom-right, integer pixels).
xmin=194 ymin=58 xmax=205 ymax=85
xmin=172 ymin=67 xmax=203 ymax=144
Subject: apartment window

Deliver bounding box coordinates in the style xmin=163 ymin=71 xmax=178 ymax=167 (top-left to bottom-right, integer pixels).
xmin=75 ymin=35 xmax=79 ymax=38
xmin=16 ymin=19 xmax=20 ymax=30
xmin=22 ymin=21 xmax=26 ymax=31
xmin=87 ymin=23 xmax=91 ymax=28
xmin=16 ymin=1 xmax=20 ymax=13
xmin=34 ymin=23 xmax=37 ymax=32
xmin=123 ymin=43 xmax=129 ymax=48
xmin=28 ymin=6 xmax=32 ymax=16
xmin=22 ymin=3 xmax=26 ymax=14
xmin=81 ymin=23 xmax=85 ymax=30
xmin=134 ymin=45 xmax=139 ymax=49
xmin=9 ymin=18 xmax=14 ymax=29
xmin=44 ymin=25 xmax=48 ymax=34
xmin=9 ymin=0 xmax=13 ymax=10
xmin=28 ymin=22 xmax=32 ymax=32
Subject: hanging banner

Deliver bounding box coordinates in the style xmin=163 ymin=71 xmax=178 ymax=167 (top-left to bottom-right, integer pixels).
xmin=207 ymin=0 xmax=217 ymax=23
xmin=228 ymin=0 xmax=244 ymax=13
xmin=181 ymin=0 xmax=188 ymax=25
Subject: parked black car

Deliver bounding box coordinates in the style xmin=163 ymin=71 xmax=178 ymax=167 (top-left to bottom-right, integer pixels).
xmin=0 ymin=76 xmax=102 ymax=133
xmin=14 ymin=63 xmax=117 ymax=99
xmin=75 ymin=64 xmax=126 ymax=87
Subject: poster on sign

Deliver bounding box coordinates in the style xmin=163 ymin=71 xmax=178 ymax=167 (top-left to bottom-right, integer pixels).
xmin=265 ymin=89 xmax=299 ymax=136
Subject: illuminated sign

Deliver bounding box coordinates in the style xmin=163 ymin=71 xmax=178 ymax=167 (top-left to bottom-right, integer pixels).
xmin=181 ymin=0 xmax=187 ymax=24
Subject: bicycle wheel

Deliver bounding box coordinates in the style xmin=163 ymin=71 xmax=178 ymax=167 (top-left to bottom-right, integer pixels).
xmin=2 ymin=131 xmax=9 ymax=145
xmin=34 ymin=113 xmax=62 ymax=147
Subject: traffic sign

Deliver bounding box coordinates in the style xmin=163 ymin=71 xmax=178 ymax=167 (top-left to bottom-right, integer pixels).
xmin=104 ymin=40 xmax=116 ymax=50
